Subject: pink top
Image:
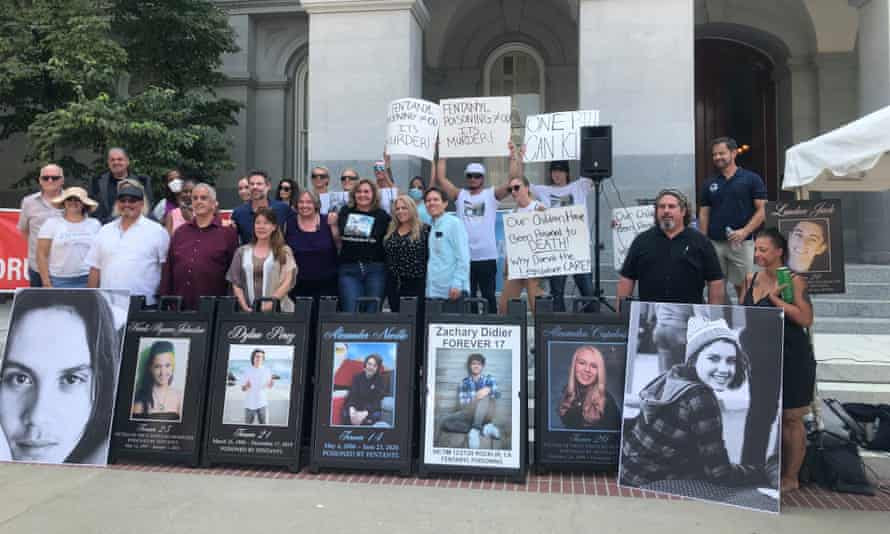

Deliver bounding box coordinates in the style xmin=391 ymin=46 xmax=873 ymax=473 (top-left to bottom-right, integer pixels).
xmin=169 ymin=208 xmax=188 ymax=235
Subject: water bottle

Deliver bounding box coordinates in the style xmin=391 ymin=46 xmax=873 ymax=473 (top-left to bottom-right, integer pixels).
xmin=725 ymin=226 xmax=741 ymax=250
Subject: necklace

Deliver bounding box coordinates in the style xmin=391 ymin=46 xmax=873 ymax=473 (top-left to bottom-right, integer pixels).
xmin=153 ymin=388 xmax=169 ymax=411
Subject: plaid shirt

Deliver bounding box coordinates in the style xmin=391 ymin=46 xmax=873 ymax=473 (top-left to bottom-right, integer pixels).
xmin=458 ymin=374 xmax=500 ymax=406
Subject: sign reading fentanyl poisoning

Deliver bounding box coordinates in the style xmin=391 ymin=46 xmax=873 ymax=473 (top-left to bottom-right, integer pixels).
xmin=522 ymin=110 xmax=600 ymax=162
xmin=503 ymin=205 xmax=591 ymax=279
xmin=611 ymin=205 xmax=654 ymax=270
xmin=438 ymin=97 xmax=512 ymax=158
xmin=385 ymin=98 xmax=441 ymax=161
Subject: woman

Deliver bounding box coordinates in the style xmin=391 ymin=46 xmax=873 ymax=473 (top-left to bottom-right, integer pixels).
xmin=499 ymin=176 xmax=544 ymax=315
xmin=558 ymin=346 xmax=620 ymax=430
xmin=164 ymin=178 xmax=195 ymax=235
xmin=407 ymin=176 xmax=432 ymax=224
xmin=329 ymin=178 xmax=391 ymax=312
xmin=742 ymin=228 xmax=815 ymax=492
xmin=384 ymin=194 xmax=429 ymax=312
xmin=621 ymin=316 xmax=771 ymax=488
xmin=237 ymin=176 xmax=251 ymax=203
xmin=227 ymin=207 xmax=298 ymax=312
xmin=130 ymin=341 xmax=184 ymax=421
xmin=424 ymin=187 xmax=470 ymax=300
xmin=0 ymin=289 xmax=121 ymax=464
xmin=343 ymin=354 xmax=387 ymax=426
xmin=36 ymin=187 xmax=101 ymax=288
xmin=286 ymin=190 xmax=339 ymax=300
xmin=152 ymin=168 xmax=183 ymax=221
xmin=275 ymin=178 xmax=298 ymax=211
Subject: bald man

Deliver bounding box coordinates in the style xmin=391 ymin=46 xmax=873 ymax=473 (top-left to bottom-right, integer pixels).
xmin=18 ymin=164 xmax=64 ymax=287
xmin=90 ymin=147 xmax=153 ymax=223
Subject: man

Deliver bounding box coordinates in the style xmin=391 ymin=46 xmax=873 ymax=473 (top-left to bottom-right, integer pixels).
xmin=86 ymin=180 xmax=170 ymax=306
xmin=617 ymin=189 xmax=725 ymax=311
xmin=159 ymin=183 xmax=239 ymax=310
xmin=18 ymin=164 xmax=63 ymax=287
xmin=375 ymin=155 xmax=399 ymax=214
xmin=698 ymin=137 xmax=767 ymax=299
xmin=787 ymin=220 xmax=829 ymax=273
xmin=309 ymin=166 xmax=332 ymax=213
xmin=230 ymin=170 xmax=294 ymax=244
xmin=90 ymin=148 xmax=153 ymax=223
xmin=240 ymin=349 xmax=274 ymax=425
xmin=433 ymin=158 xmax=511 ymax=314
xmin=236 ymin=176 xmax=251 ymax=203
xmin=439 ymin=353 xmax=502 ymax=450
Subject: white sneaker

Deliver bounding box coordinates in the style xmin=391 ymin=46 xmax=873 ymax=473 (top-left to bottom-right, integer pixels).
xmin=482 ymin=423 xmax=501 ymax=440
xmin=467 ymin=428 xmax=481 ymax=449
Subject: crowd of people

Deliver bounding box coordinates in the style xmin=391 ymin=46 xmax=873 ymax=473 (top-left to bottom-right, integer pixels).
xmin=16 ymin=137 xmax=816 ymax=488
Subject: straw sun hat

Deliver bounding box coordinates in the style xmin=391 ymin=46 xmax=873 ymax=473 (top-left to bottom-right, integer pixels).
xmin=51 ymin=186 xmax=99 ymax=213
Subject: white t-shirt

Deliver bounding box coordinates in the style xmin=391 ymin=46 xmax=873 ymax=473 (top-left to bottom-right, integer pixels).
xmin=456 ymin=187 xmax=499 ymax=261
xmin=84 ymin=216 xmax=170 ymax=305
xmin=531 ymin=178 xmax=593 ymax=208
xmin=515 ymin=200 xmax=543 ymax=213
xmin=38 ymin=217 xmax=101 ymax=277
xmin=240 ymin=365 xmax=273 ymax=410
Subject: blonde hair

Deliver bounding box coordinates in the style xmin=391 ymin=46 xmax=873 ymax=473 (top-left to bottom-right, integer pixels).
xmin=385 ymin=194 xmax=423 ymax=242
xmin=348 ymin=178 xmax=380 ymax=211
xmin=559 ymin=346 xmax=608 ymax=424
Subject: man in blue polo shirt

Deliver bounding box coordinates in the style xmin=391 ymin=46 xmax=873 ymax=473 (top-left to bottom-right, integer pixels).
xmin=231 ymin=170 xmax=294 ymax=244
xmin=698 ymin=137 xmax=766 ymax=300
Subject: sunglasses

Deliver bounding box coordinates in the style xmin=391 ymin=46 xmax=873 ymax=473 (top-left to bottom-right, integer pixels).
xmin=40 ymin=175 xmax=63 ymax=181
xmin=280 ymin=186 xmax=292 ymax=192
xmin=311 ymin=174 xmax=329 ymax=179
xmin=373 ymin=166 xmax=386 ymax=172
xmin=341 ymin=175 xmax=358 ymax=182
xmin=510 ymin=185 xmax=523 ymax=192
xmin=466 ymin=173 xmax=483 ymax=179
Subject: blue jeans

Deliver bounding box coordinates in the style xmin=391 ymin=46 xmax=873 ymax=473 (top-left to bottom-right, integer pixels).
xmin=244 ymin=406 xmax=267 ymax=425
xmin=28 ymin=268 xmax=42 ymax=288
xmin=50 ymin=274 xmax=89 ymax=288
xmin=338 ymin=261 xmax=386 ymax=312
xmin=549 ymin=273 xmax=594 ymax=312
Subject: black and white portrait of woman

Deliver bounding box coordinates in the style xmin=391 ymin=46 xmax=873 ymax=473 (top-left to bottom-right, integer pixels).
xmin=0 ymin=289 xmax=127 ymax=465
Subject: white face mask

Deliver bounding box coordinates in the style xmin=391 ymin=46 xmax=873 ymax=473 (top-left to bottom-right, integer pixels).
xmin=168 ymin=179 xmax=183 ymax=193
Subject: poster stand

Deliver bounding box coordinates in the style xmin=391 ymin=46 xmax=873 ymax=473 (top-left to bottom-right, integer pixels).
xmin=110 ymin=296 xmax=216 ymax=467
xmin=201 ymin=297 xmax=311 ymax=472
xmin=532 ymin=297 xmax=629 ymax=473
xmin=308 ymin=297 xmax=417 ymax=475
xmin=418 ymin=298 xmax=528 ymax=483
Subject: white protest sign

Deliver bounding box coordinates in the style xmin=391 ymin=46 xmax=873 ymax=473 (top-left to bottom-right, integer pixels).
xmin=385 ymin=98 xmax=441 ymax=161
xmin=503 ymin=205 xmax=591 ymax=279
xmin=439 ymin=96 xmax=512 ymax=158
xmin=611 ymin=205 xmax=654 ymax=270
xmin=522 ymin=110 xmax=600 ymax=162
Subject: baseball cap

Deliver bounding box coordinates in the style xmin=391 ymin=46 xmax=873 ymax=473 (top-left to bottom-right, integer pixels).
xmin=465 ymin=163 xmax=486 ymax=176
xmin=549 ymin=160 xmax=570 ymax=173
xmin=117 ymin=183 xmax=145 ymax=200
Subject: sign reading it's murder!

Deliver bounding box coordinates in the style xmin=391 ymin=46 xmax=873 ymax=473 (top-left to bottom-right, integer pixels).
xmin=522 ymin=110 xmax=600 ymax=162
xmin=438 ymin=97 xmax=512 ymax=158
xmin=385 ymin=98 xmax=441 ymax=161
xmin=611 ymin=205 xmax=654 ymax=271
xmin=503 ymin=205 xmax=591 ymax=279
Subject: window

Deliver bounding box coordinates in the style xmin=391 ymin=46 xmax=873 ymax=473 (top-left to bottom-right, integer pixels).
xmin=293 ymin=60 xmax=309 ymax=187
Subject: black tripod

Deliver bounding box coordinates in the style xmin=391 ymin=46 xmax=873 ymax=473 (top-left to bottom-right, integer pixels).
xmin=589 ymin=178 xmax=615 ymax=312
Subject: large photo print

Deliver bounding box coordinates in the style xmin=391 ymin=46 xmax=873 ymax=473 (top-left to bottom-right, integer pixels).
xmin=330 ymin=342 xmax=397 ymax=428
xmin=619 ymin=302 xmax=783 ymax=513
xmin=130 ymin=338 xmax=190 ymax=423
xmin=222 ymin=345 xmax=295 ymax=427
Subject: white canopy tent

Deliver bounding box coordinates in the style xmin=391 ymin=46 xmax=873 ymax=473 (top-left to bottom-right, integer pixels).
xmin=783 ymin=105 xmax=890 ymax=192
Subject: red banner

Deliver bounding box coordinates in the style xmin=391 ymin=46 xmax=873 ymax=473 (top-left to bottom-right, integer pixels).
xmin=0 ymin=209 xmax=29 ymax=292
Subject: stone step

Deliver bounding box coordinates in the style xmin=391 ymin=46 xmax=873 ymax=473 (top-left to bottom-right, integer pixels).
xmin=843 ymin=264 xmax=890 ymax=284
xmin=814 ymin=282 xmax=890 ymax=300
xmin=811 ymin=317 xmax=890 ymax=335
xmin=813 ymin=299 xmax=890 ymax=318
xmin=817 ymin=381 xmax=890 ymax=405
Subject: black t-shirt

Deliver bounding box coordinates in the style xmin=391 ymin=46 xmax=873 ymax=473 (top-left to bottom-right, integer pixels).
xmin=337 ymin=206 xmax=391 ymax=264
xmin=620 ymin=226 xmax=723 ymax=304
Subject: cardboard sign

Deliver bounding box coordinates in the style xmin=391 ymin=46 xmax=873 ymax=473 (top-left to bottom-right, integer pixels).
xmin=522 ymin=110 xmax=600 ymax=162
xmin=309 ymin=299 xmax=417 ymax=475
xmin=439 ymin=97 xmax=512 ymax=158
xmin=110 ymin=297 xmax=215 ymax=467
xmin=385 ymin=98 xmax=441 ymax=161
xmin=0 ymin=209 xmax=28 ymax=292
xmin=611 ymin=205 xmax=654 ymax=271
xmin=534 ymin=301 xmax=628 ymax=472
xmin=202 ymin=298 xmax=311 ymax=471
xmin=503 ymin=205 xmax=591 ymax=279
xmin=765 ymin=199 xmax=845 ymax=294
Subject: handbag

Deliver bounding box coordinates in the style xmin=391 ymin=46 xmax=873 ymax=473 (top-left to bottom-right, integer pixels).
xmin=801 ymin=429 xmax=875 ymax=496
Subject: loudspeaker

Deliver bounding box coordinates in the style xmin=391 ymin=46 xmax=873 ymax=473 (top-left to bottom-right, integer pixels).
xmin=580 ymin=125 xmax=612 ymax=179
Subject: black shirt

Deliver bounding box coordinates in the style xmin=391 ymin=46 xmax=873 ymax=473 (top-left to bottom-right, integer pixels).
xmin=337 ymin=206 xmax=391 ymax=264
xmin=699 ymin=167 xmax=767 ymax=241
xmin=620 ymin=226 xmax=723 ymax=304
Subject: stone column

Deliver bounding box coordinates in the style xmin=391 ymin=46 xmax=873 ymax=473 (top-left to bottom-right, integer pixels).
xmin=303 ymin=0 xmax=429 ymax=187
xmin=851 ymin=0 xmax=890 ymax=263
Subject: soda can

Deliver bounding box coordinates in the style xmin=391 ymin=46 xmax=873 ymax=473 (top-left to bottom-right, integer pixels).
xmin=777 ymin=266 xmax=794 ymax=303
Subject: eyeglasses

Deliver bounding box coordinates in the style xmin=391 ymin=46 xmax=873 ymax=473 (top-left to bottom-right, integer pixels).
xmin=466 ymin=173 xmax=483 ymax=179
xmin=280 ymin=186 xmax=292 ymax=192
xmin=341 ymin=175 xmax=358 ymax=182
xmin=118 ymin=196 xmax=142 ymax=204
xmin=40 ymin=175 xmax=63 ymax=181
xmin=510 ymin=185 xmax=522 ymax=192
xmin=311 ymin=174 xmax=329 ymax=179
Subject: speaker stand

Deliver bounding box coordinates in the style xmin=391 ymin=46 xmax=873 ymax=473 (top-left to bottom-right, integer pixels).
xmin=590 ymin=179 xmax=615 ymax=313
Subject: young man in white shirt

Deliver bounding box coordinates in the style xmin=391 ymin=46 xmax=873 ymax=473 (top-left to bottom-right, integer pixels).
xmin=239 ymin=349 xmax=275 ymax=425
xmin=86 ymin=180 xmax=170 ymax=306
xmin=18 ymin=163 xmax=64 ymax=287
xmin=433 ymin=158 xmax=511 ymax=314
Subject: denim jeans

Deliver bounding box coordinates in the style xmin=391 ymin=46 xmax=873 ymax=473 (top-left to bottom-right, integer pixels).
xmin=338 ymin=261 xmax=386 ymax=312
xmin=244 ymin=406 xmax=267 ymax=425
xmin=549 ymin=273 xmax=595 ymax=312
xmin=50 ymin=274 xmax=89 ymax=288
xmin=28 ymin=268 xmax=42 ymax=288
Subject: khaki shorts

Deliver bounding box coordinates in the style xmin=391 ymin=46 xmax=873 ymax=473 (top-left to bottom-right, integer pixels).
xmin=711 ymin=239 xmax=754 ymax=287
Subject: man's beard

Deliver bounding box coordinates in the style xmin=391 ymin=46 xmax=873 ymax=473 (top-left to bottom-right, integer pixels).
xmin=659 ymin=217 xmax=676 ymax=231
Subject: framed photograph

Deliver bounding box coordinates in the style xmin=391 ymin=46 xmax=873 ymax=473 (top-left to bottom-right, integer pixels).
xmin=534 ymin=302 xmax=628 ymax=472
xmin=1 ymin=289 xmax=129 ymax=466
xmin=309 ymin=298 xmax=417 ymax=475
xmin=110 ymin=297 xmax=214 ymax=467
xmin=202 ymin=298 xmax=311 ymax=471
xmin=618 ymin=302 xmax=783 ymax=514
xmin=419 ymin=299 xmax=527 ymax=480
xmin=766 ymin=199 xmax=845 ymax=293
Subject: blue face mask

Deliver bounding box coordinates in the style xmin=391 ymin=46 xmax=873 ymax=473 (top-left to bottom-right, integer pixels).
xmin=408 ymin=188 xmax=423 ymax=201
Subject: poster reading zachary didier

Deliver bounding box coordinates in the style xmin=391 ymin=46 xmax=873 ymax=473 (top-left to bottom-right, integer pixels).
xmin=423 ymin=323 xmax=522 ymax=470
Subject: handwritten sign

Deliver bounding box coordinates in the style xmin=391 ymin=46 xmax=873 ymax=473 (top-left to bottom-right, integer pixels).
xmin=522 ymin=110 xmax=600 ymax=162
xmin=385 ymin=98 xmax=441 ymax=161
xmin=611 ymin=205 xmax=654 ymax=270
xmin=439 ymin=96 xmax=512 ymax=158
xmin=503 ymin=205 xmax=591 ymax=279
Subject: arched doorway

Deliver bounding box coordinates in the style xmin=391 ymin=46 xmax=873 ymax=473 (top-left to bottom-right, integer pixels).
xmin=695 ymin=38 xmax=779 ymax=200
